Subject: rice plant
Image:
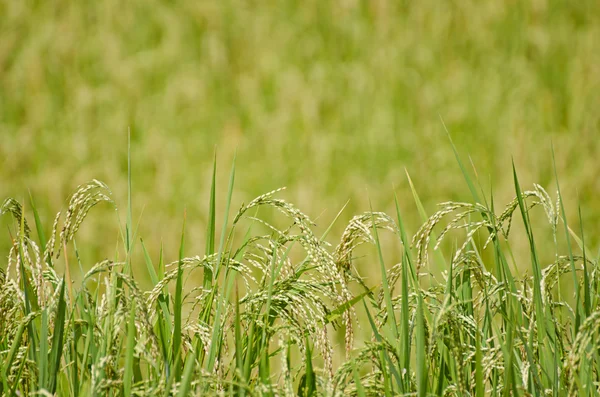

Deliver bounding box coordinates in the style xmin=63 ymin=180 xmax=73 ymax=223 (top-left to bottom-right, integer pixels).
xmin=1 ymin=154 xmax=599 ymax=396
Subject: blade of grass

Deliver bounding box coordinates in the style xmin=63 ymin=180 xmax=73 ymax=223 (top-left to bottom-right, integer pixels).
xmin=140 ymin=239 xmax=159 ymax=285
xmin=475 ymin=320 xmax=484 ymax=396
xmin=362 ymin=301 xmax=398 ymax=394
xmin=351 ymin=359 xmax=366 ymax=397
xmin=513 ymin=161 xmax=553 ymax=389
xmin=48 ymin=277 xmax=67 ymax=394
xmin=39 ymin=309 xmax=49 ymax=391
xmin=440 ymin=116 xmax=481 ymax=203
xmin=215 ymin=152 xmax=236 ymax=280
xmin=172 ymin=211 xmax=186 ymax=381
xmin=123 ymin=299 xmax=137 ymax=397
xmin=394 ymin=193 xmax=414 ymax=391
xmin=319 ymin=199 xmax=350 ymax=241
xmin=405 ymin=170 xmax=446 ymax=271
xmin=126 ymin=128 xmax=133 ymax=270
xmin=206 ymin=154 xmax=236 ymax=372
xmin=204 ymin=152 xmax=217 ymax=290
xmin=242 ymin=319 xmax=256 ymax=383
xmin=297 ymin=337 xmax=316 ymax=397
xmin=70 ymin=308 xmax=79 ymax=397
xmin=140 ymin=239 xmax=172 ymax=370
xmin=8 ymin=346 xmax=29 ymax=396
xmin=140 ymin=239 xmax=171 ymax=326
xmin=178 ymin=341 xmax=201 ymax=397
xmin=369 ymin=199 xmax=398 ymax=340
xmin=551 ymin=145 xmax=581 ymax=329
xmin=234 ymin=284 xmax=244 ymax=394
xmin=578 ymin=205 xmax=591 ymax=317
xmin=566 ymin=225 xmax=592 ymax=256
xmin=18 ymin=207 xmax=39 ymax=365
xmin=2 ymin=312 xmax=32 ymax=390
xmin=76 ymin=282 xmax=97 ymax=393
xmin=324 ymin=288 xmax=374 ymax=325
xmin=415 ymin=292 xmax=428 ymax=397
xmin=369 ymin=198 xmax=403 ymax=393
xmin=29 ymin=192 xmax=48 ymax=264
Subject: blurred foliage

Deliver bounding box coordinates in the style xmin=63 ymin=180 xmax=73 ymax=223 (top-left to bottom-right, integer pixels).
xmin=1 ymin=0 xmax=599 ymax=263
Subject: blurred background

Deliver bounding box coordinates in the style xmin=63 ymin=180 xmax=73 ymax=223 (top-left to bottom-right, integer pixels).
xmin=1 ymin=0 xmax=599 ymax=270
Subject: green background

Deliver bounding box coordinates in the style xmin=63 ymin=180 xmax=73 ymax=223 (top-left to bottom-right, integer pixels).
xmin=1 ymin=0 xmax=599 ymax=264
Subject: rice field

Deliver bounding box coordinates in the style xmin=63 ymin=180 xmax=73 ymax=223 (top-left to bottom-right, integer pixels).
xmin=2 ymin=0 xmax=600 ymax=395
xmin=2 ymin=148 xmax=600 ymax=395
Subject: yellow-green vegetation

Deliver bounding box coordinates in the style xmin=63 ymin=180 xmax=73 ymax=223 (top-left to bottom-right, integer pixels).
xmin=2 ymin=1 xmax=600 ymax=395
xmin=1 ymin=0 xmax=599 ymax=260
xmin=1 ymin=155 xmax=599 ymax=396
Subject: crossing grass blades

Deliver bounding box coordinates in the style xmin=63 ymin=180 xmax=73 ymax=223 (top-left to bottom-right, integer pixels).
xmin=1 ymin=147 xmax=600 ymax=396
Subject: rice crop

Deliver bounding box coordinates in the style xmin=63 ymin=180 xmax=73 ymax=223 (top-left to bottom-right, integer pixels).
xmin=1 ymin=152 xmax=599 ymax=396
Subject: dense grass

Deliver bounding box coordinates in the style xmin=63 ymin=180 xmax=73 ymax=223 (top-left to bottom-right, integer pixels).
xmin=2 ymin=152 xmax=600 ymax=396
xmin=1 ymin=0 xmax=600 ymax=259
xmin=2 ymin=1 xmax=600 ymax=394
